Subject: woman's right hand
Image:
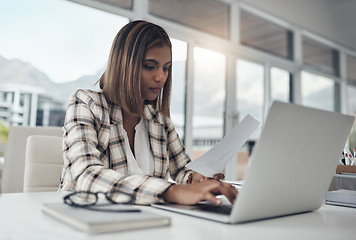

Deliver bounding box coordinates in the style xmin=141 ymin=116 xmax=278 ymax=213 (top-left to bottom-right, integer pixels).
xmin=162 ymin=180 xmax=237 ymax=205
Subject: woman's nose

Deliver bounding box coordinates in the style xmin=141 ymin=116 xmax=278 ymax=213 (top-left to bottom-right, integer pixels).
xmin=154 ymin=69 xmax=165 ymax=82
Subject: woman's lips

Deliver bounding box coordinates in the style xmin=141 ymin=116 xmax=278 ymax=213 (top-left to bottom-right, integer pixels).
xmin=150 ymin=87 xmax=161 ymax=93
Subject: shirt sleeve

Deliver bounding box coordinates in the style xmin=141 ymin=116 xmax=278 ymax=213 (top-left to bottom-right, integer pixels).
xmin=60 ymin=90 xmax=172 ymax=205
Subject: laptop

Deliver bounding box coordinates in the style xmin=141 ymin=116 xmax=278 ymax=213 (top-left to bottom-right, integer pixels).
xmin=152 ymin=101 xmax=355 ymax=223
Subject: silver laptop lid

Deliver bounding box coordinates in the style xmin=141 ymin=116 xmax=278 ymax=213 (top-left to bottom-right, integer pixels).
xmin=231 ymin=101 xmax=355 ymax=223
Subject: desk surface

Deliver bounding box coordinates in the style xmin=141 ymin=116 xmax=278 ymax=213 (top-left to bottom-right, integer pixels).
xmin=0 ymin=192 xmax=355 ymax=240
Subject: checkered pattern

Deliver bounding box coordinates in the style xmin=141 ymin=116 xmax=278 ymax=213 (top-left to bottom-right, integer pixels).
xmin=59 ymin=89 xmax=194 ymax=204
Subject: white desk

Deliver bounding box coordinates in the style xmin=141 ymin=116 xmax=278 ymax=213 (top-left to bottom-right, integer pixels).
xmin=0 ymin=192 xmax=355 ymax=240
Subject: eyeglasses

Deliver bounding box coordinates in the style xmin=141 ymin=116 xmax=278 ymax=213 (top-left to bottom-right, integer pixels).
xmin=63 ymin=190 xmax=140 ymax=213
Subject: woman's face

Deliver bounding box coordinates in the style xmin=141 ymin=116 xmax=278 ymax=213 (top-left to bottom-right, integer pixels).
xmin=141 ymin=45 xmax=171 ymax=101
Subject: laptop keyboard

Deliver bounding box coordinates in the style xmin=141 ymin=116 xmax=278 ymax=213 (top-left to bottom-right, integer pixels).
xmin=195 ymin=203 xmax=232 ymax=215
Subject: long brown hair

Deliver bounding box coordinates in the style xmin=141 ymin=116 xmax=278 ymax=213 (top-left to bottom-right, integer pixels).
xmin=99 ymin=20 xmax=172 ymax=117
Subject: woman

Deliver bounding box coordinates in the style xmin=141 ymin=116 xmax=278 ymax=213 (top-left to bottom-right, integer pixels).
xmin=59 ymin=20 xmax=237 ymax=205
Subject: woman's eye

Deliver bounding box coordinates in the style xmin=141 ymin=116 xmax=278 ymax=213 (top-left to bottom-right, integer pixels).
xmin=144 ymin=65 xmax=154 ymax=70
xmin=163 ymin=66 xmax=170 ymax=71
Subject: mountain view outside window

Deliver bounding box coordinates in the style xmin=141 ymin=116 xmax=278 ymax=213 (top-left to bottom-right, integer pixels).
xmin=0 ymin=0 xmax=128 ymax=128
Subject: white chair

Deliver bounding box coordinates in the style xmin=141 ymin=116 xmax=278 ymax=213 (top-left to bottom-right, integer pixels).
xmin=1 ymin=126 xmax=63 ymax=193
xmin=23 ymin=135 xmax=63 ymax=192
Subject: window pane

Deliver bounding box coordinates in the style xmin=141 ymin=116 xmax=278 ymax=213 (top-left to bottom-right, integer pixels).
xmin=192 ymin=47 xmax=226 ymax=159
xmin=149 ymin=0 xmax=229 ymax=38
xmin=348 ymin=85 xmax=356 ymax=152
xmin=348 ymin=85 xmax=356 ymax=116
xmin=170 ymin=38 xmax=187 ymax=140
xmin=0 ymin=0 xmax=128 ymax=126
xmin=235 ymin=59 xmax=264 ymax=180
xmin=302 ymin=36 xmax=339 ymax=76
xmin=240 ymin=9 xmax=293 ymax=59
xmin=270 ymin=67 xmax=290 ymax=103
xmin=347 ymin=55 xmax=356 ymax=153
xmin=301 ymin=71 xmax=334 ymax=111
xmin=347 ymin=55 xmax=356 ymax=84
xmin=236 ymin=59 xmax=264 ymax=139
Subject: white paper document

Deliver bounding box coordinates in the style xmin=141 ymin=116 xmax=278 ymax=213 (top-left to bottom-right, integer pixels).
xmin=186 ymin=114 xmax=261 ymax=177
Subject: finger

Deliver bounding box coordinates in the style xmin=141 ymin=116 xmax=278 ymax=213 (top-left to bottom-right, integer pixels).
xmin=214 ymin=182 xmax=237 ymax=204
xmin=211 ymin=182 xmax=237 ymax=203
xmin=204 ymin=193 xmax=222 ymax=205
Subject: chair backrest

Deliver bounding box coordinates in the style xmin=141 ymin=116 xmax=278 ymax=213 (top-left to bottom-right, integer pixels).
xmin=23 ymin=135 xmax=63 ymax=192
xmin=1 ymin=126 xmax=63 ymax=193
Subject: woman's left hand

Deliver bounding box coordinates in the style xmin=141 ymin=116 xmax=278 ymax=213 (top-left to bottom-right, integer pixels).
xmin=191 ymin=172 xmax=225 ymax=184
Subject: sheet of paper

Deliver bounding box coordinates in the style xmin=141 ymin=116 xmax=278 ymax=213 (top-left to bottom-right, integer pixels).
xmin=186 ymin=114 xmax=260 ymax=177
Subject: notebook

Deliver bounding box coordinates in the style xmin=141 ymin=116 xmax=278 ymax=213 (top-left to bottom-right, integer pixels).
xmin=42 ymin=202 xmax=170 ymax=234
xmin=152 ymin=101 xmax=355 ymax=223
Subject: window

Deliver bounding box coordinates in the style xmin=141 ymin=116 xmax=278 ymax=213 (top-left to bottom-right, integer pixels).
xmin=170 ymin=38 xmax=187 ymax=139
xmin=347 ymin=54 xmax=356 ymax=116
xmin=270 ymin=67 xmax=291 ymax=103
xmin=302 ymin=36 xmax=339 ymax=77
xmin=348 ymin=85 xmax=356 ymax=116
xmin=240 ymin=9 xmax=293 ymax=59
xmin=192 ymin=47 xmax=226 ymax=159
xmin=347 ymin=54 xmax=356 ymax=152
xmin=235 ymin=59 xmax=264 ymax=180
xmin=0 ymin=0 xmax=129 ymax=126
xmin=149 ymin=0 xmax=229 ymax=38
xmin=347 ymin=84 xmax=356 ymax=151
xmin=301 ymin=71 xmax=334 ymax=111
xmin=236 ymin=59 xmax=264 ymax=139
xmin=347 ymin=55 xmax=356 ymax=84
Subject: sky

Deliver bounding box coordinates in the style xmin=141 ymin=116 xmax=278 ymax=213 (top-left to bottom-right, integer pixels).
xmin=0 ymin=0 xmax=128 ymax=83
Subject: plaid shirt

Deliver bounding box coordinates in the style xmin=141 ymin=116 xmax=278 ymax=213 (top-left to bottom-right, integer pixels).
xmin=59 ymin=89 xmax=194 ymax=204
